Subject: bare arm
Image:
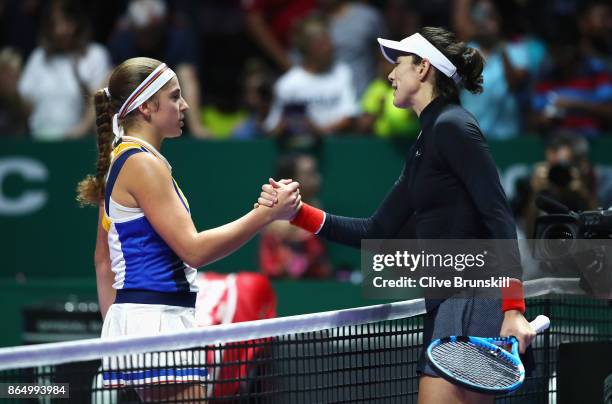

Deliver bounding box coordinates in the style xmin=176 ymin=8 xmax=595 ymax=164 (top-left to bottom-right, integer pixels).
xmin=500 ymin=49 xmax=529 ymax=91
xmin=244 ymin=11 xmax=292 ymax=71
xmin=94 ymin=204 xmax=115 ymax=320
xmin=125 ymin=154 xmax=299 ymax=268
xmin=557 ymin=99 xmax=612 ymax=122
xmin=176 ymin=64 xmax=211 ymax=138
xmin=452 ymin=0 xmax=477 ymax=42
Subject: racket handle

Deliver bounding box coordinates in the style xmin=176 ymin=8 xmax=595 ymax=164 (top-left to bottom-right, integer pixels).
xmin=530 ymin=315 xmax=550 ymax=334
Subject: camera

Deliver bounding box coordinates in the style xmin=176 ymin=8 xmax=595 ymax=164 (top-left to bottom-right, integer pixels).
xmin=533 ymin=195 xmax=612 ymax=297
xmin=534 ymin=195 xmax=612 ymax=257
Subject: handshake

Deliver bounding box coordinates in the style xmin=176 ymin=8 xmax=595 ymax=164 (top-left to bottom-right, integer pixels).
xmin=254 ymin=178 xmax=302 ymax=221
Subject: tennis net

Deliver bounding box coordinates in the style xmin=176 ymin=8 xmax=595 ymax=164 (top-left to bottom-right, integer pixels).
xmin=0 ymin=278 xmax=609 ymax=403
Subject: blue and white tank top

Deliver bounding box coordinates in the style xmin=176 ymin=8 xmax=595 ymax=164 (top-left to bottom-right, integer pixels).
xmin=102 ymin=137 xmax=198 ymax=304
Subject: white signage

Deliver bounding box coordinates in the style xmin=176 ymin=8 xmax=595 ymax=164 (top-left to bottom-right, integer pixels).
xmin=0 ymin=157 xmax=48 ymax=216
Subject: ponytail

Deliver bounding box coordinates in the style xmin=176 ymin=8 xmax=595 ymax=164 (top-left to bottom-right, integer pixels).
xmin=412 ymin=27 xmax=485 ymax=100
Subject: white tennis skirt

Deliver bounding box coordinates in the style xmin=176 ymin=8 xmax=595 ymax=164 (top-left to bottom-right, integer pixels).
xmin=101 ymin=303 xmax=208 ymax=387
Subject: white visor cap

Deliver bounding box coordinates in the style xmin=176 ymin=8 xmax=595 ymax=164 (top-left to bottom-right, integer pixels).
xmin=377 ymin=33 xmax=461 ymax=84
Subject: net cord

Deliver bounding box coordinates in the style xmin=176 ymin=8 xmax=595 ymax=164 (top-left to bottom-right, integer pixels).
xmin=0 ymin=277 xmax=582 ymax=371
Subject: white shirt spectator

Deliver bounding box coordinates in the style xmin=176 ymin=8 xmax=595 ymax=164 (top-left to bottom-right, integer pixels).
xmin=264 ymin=63 xmax=359 ymax=132
xmin=18 ymin=44 xmax=111 ymax=140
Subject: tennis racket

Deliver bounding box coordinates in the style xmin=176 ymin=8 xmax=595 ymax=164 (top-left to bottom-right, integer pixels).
xmin=426 ymin=315 xmax=550 ymax=394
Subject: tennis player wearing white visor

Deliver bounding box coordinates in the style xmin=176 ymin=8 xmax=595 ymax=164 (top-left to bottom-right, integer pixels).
xmin=260 ymin=27 xmax=536 ymax=404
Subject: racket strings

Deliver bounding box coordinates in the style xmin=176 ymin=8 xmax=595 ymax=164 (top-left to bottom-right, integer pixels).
xmin=431 ymin=341 xmax=521 ymax=388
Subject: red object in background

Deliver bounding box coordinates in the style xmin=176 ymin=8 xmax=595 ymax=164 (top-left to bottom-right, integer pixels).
xmin=195 ymin=272 xmax=276 ymax=398
xmin=259 ymin=230 xmax=332 ymax=279
xmin=242 ymin=0 xmax=316 ymax=48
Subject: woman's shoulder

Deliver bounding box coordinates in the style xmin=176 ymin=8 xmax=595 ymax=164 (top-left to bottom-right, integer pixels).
xmin=115 ymin=149 xmax=169 ymax=181
xmin=433 ymin=104 xmax=483 ymax=142
xmin=115 ymin=152 xmax=174 ymax=200
xmin=436 ymin=103 xmax=478 ymax=127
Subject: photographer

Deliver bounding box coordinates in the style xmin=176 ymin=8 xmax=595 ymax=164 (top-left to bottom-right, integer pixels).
xmin=515 ymin=133 xmax=597 ymax=239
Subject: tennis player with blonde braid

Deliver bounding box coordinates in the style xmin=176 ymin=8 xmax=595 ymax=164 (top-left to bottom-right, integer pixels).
xmin=77 ymin=57 xmax=300 ymax=401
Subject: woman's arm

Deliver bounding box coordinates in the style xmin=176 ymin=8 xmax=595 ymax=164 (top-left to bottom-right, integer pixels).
xmin=319 ymin=173 xmax=413 ymax=246
xmin=244 ymin=10 xmax=292 ymax=71
xmin=124 ymin=153 xmax=299 ymax=268
xmin=452 ymin=0 xmax=477 ymax=42
xmin=176 ymin=64 xmax=212 ymax=138
xmin=94 ymin=204 xmax=114 ymax=320
xmin=261 ymin=169 xmax=414 ymax=248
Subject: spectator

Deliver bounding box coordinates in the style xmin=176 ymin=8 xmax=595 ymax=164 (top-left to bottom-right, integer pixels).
xmin=0 ymin=48 xmax=29 ymax=136
xmin=263 ymin=15 xmax=359 ymax=142
xmin=577 ymin=0 xmax=612 ymax=66
xmin=514 ymin=133 xmax=597 ymax=237
xmin=319 ymin=0 xmax=387 ymax=98
xmin=259 ymin=153 xmax=332 ymax=279
xmin=232 ymin=59 xmax=275 ymax=139
xmin=17 ymin=0 xmax=110 ymax=140
xmin=531 ymin=21 xmax=612 ymax=137
xmin=108 ymin=0 xmax=210 ymax=138
xmin=487 ymin=0 xmax=548 ymax=117
xmin=181 ymin=1 xmax=252 ymax=129
xmin=357 ymin=52 xmax=419 ymax=138
xmin=242 ymin=0 xmax=316 ymax=72
xmin=454 ymin=0 xmax=530 ymax=140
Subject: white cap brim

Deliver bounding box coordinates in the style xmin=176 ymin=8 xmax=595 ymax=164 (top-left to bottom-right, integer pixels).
xmin=376 ymin=34 xmax=460 ymax=83
xmin=377 ymin=38 xmax=410 ymax=64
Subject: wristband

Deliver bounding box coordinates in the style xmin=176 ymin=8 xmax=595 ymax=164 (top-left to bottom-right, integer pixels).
xmin=290 ymin=203 xmax=325 ymax=234
xmin=501 ymin=278 xmax=526 ymax=313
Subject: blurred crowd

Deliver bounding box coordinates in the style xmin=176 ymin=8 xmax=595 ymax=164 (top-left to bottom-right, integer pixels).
xmin=1 ymin=0 xmax=611 ymax=279
xmin=0 ymin=0 xmax=610 ymax=142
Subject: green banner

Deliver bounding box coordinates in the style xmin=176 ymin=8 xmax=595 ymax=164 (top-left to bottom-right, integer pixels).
xmin=2 ymin=136 xmax=611 ymax=278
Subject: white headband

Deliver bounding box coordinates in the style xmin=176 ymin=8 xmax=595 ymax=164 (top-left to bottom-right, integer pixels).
xmin=377 ymin=33 xmax=461 ymax=84
xmin=106 ymin=63 xmax=176 ymax=143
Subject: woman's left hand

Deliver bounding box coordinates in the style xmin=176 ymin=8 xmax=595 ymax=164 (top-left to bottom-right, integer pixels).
xmin=500 ymin=310 xmax=536 ymax=354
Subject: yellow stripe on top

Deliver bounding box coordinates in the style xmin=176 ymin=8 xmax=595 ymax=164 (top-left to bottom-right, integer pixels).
xmin=110 ymin=142 xmax=143 ymax=161
xmin=102 ymin=213 xmax=112 ymax=232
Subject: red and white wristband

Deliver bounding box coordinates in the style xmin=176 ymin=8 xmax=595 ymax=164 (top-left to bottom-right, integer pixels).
xmin=290 ymin=203 xmax=326 ymax=234
xmin=501 ymin=278 xmax=526 ymax=313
